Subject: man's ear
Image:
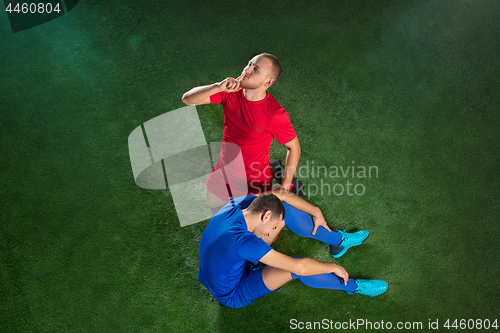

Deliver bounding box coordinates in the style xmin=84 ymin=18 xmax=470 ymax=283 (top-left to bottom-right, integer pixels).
xmin=264 ymin=77 xmax=275 ymax=87
xmin=260 ymin=210 xmax=272 ymax=222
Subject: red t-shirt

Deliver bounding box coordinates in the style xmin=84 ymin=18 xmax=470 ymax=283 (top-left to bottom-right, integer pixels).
xmin=207 ymin=90 xmax=296 ymax=199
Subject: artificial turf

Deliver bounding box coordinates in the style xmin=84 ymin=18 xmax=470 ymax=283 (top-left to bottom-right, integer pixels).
xmin=1 ymin=0 xmax=499 ymax=332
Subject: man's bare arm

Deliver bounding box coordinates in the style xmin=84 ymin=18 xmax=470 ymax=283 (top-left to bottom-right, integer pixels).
xmin=181 ymin=83 xmax=220 ymax=106
xmin=181 ymin=76 xmax=244 ymax=105
xmin=281 ymin=136 xmax=301 ymax=191
xmin=260 ymin=249 xmax=348 ymax=284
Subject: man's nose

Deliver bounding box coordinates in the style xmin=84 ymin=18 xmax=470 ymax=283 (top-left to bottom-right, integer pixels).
xmin=244 ymin=65 xmax=253 ymax=74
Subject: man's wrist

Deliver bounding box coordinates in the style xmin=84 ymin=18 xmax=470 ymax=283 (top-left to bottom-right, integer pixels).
xmin=213 ymin=82 xmax=223 ymax=92
xmin=282 ymin=174 xmax=294 ymax=186
xmin=281 ymin=180 xmax=292 ymax=190
xmin=312 ymin=206 xmax=323 ymax=218
xmin=327 ymin=262 xmax=339 ymax=274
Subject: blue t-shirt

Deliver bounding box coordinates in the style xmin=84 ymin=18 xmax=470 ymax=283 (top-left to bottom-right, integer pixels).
xmin=198 ymin=195 xmax=272 ymax=301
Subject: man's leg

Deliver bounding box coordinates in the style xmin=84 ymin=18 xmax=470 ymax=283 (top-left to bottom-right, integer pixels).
xmin=283 ymin=202 xmax=342 ymax=245
xmin=261 ymin=266 xmax=294 ymax=291
xmin=283 ymin=202 xmax=369 ymax=258
xmin=205 ymin=187 xmax=229 ymax=215
xmin=261 ymin=265 xmax=357 ymax=293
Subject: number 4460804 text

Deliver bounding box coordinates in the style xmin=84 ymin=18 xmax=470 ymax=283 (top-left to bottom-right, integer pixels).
xmin=5 ymin=3 xmax=61 ymax=14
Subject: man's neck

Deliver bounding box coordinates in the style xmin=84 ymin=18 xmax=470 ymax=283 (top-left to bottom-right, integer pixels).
xmin=242 ymin=88 xmax=268 ymax=102
xmin=242 ymin=209 xmax=257 ymax=232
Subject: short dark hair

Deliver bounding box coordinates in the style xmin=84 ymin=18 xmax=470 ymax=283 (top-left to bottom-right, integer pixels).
xmin=259 ymin=53 xmax=281 ymax=80
xmin=247 ymin=193 xmax=285 ymax=221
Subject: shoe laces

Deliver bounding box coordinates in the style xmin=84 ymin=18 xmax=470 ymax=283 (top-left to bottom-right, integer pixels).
xmin=338 ymin=229 xmax=348 ymax=241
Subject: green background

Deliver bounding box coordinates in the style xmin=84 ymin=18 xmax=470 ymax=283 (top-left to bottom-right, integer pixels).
xmin=1 ymin=0 xmax=499 ymax=332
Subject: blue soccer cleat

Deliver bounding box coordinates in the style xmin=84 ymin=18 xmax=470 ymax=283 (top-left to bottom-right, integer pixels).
xmin=329 ymin=230 xmax=369 ymax=258
xmin=346 ymin=279 xmax=388 ymax=297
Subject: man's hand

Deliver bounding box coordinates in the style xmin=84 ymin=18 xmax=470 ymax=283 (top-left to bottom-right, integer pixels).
xmin=218 ymin=74 xmax=244 ymax=92
xmin=312 ymin=214 xmax=332 ymax=235
xmin=332 ymin=264 xmax=349 ymax=286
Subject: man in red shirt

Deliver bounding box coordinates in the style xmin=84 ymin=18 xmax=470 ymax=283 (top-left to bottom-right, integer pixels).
xmin=182 ymin=53 xmax=301 ymax=211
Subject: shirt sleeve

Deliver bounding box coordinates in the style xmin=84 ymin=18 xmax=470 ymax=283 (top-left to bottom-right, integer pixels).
xmin=269 ymin=107 xmax=297 ymax=145
xmin=238 ymin=233 xmax=272 ymax=265
xmin=233 ymin=195 xmax=257 ymax=209
xmin=210 ymin=91 xmax=226 ymax=105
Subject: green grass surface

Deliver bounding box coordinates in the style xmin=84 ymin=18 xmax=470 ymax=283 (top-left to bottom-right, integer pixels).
xmin=1 ymin=0 xmax=499 ymax=332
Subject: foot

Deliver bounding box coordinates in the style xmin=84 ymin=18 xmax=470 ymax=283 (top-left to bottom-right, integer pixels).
xmin=347 ymin=279 xmax=388 ymax=297
xmin=329 ymin=230 xmax=369 ymax=258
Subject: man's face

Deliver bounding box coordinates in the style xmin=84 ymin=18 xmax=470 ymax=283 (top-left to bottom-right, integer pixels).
xmin=253 ymin=213 xmax=285 ymax=240
xmin=239 ymin=55 xmax=274 ymax=89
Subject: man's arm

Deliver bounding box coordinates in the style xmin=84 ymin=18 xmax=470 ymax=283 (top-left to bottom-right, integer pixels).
xmin=280 ymin=137 xmax=301 ymax=191
xmin=181 ymin=83 xmax=220 ymax=105
xmin=260 ymin=249 xmax=348 ymax=284
xmin=261 ymin=188 xmax=332 ymax=235
xmin=181 ymin=75 xmax=244 ymax=105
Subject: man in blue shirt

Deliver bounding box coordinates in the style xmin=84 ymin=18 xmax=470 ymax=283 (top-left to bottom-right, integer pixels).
xmin=198 ymin=190 xmax=388 ymax=308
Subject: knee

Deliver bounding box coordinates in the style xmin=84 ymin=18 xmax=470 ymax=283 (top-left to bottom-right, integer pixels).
xmin=205 ymin=187 xmax=228 ymax=212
